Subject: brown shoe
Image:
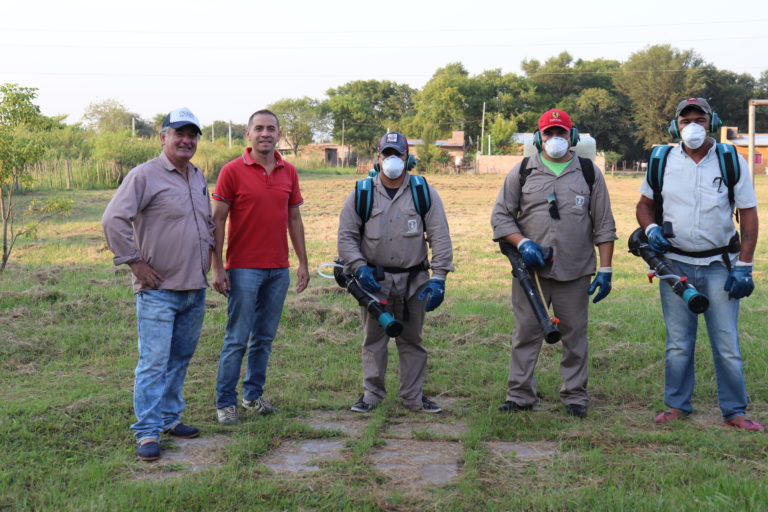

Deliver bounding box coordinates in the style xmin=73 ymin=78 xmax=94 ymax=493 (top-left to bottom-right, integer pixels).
xmin=654 ymin=408 xmax=684 ymax=424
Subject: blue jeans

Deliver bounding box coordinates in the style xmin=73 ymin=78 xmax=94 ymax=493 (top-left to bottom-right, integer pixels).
xmin=132 ymin=288 xmax=206 ymax=443
xmin=659 ymin=260 xmax=748 ymax=420
xmin=215 ymin=268 xmax=290 ymax=408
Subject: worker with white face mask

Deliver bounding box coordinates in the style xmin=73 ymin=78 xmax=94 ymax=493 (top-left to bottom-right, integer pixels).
xmin=337 ymin=131 xmax=454 ymax=414
xmin=637 ymin=97 xmax=762 ymax=431
xmin=491 ymin=108 xmax=617 ymax=419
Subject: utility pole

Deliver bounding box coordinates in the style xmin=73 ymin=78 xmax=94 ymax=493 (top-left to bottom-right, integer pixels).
xmin=131 ymin=117 xmax=135 ymax=138
xmin=341 ymin=119 xmax=345 ymax=167
xmin=211 ymin=123 xmax=215 ymax=143
xmin=228 ymin=120 xmax=232 ymax=148
xmin=748 ymin=99 xmax=768 ymax=185
xmin=480 ymin=102 xmax=486 ymax=155
xmin=488 ymin=135 xmax=492 ymax=156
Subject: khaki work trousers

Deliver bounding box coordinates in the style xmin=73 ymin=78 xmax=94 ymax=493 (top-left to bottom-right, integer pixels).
xmin=361 ymin=287 xmax=428 ymax=409
xmin=506 ymin=274 xmax=591 ymax=407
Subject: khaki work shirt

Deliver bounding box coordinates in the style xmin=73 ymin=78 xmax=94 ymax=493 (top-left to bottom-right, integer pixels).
xmin=491 ymin=152 xmax=617 ymax=281
xmin=102 ymin=152 xmax=215 ymax=293
xmin=338 ymin=173 xmax=454 ymax=299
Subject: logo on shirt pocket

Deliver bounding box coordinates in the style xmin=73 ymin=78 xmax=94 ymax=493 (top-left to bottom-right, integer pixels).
xmin=407 ymin=219 xmax=419 ymax=234
xmin=573 ymin=195 xmax=586 ymax=211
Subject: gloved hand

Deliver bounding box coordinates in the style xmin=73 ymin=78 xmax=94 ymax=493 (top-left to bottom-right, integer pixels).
xmin=646 ymin=224 xmax=671 ymax=254
xmin=354 ymin=265 xmax=381 ymax=294
xmin=587 ymin=269 xmax=612 ymax=303
xmin=418 ymin=278 xmax=445 ymax=312
xmin=518 ymin=239 xmax=547 ymax=268
xmin=724 ymin=264 xmax=754 ymax=300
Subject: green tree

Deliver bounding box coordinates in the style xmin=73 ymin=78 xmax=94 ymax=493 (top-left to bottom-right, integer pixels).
xmin=326 ymin=79 xmax=416 ymax=154
xmin=410 ymin=63 xmax=470 ymax=141
xmin=268 ymin=97 xmax=325 ymax=155
xmin=613 ymin=44 xmax=707 ymax=149
xmin=92 ymin=129 xmax=158 ymax=183
xmin=486 ymin=114 xmax=519 ymax=155
xmin=573 ymin=87 xmax=630 ymax=155
xmin=701 ymin=69 xmax=755 ymax=130
xmin=0 ymin=84 xmax=72 ymax=271
xmin=82 ymin=98 xmax=152 ymax=136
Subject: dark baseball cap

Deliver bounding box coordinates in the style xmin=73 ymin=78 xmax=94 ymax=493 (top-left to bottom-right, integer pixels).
xmin=162 ymin=107 xmax=202 ymax=134
xmin=675 ymin=98 xmax=712 ymax=117
xmin=378 ymin=132 xmax=408 ymax=154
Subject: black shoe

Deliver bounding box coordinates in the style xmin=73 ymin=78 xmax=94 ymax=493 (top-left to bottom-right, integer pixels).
xmin=136 ymin=441 xmax=160 ymax=461
xmin=565 ymin=404 xmax=587 ymax=419
xmin=412 ymin=395 xmax=442 ymax=413
xmin=350 ymin=395 xmax=375 ymax=413
xmin=498 ymin=401 xmax=534 ymax=413
xmin=164 ymin=423 xmax=200 ymax=438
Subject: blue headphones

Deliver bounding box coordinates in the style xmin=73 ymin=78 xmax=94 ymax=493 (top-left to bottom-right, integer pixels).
xmin=667 ymin=111 xmax=722 ymax=139
xmin=532 ymin=126 xmax=580 ymax=151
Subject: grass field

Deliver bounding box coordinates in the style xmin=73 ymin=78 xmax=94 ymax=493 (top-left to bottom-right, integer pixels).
xmin=1 ymin=171 xmax=767 ymax=511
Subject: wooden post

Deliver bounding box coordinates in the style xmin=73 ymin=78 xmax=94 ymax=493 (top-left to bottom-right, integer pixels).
xmin=65 ymin=160 xmax=72 ymax=189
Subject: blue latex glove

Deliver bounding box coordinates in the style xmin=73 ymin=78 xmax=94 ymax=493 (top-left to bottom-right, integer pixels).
xmin=354 ymin=266 xmax=381 ymax=294
xmin=646 ymin=225 xmax=671 ymax=254
xmin=417 ymin=278 xmax=445 ymax=312
xmin=587 ymin=271 xmax=612 ymax=303
xmin=518 ymin=240 xmax=547 ymax=268
xmin=724 ymin=264 xmax=754 ymax=300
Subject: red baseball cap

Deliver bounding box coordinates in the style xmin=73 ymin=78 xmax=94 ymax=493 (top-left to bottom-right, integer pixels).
xmin=538 ymin=109 xmax=572 ymax=132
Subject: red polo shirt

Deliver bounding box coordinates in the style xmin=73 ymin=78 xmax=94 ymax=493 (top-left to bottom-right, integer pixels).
xmin=213 ymin=149 xmax=304 ymax=269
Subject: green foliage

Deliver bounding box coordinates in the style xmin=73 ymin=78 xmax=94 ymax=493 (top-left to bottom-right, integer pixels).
xmin=92 ymin=129 xmax=158 ymax=169
xmin=613 ymin=44 xmax=707 ymax=149
xmin=40 ymin=124 xmax=93 ymax=160
xmin=414 ymin=139 xmax=452 ymax=172
xmin=268 ymin=97 xmax=327 ymax=155
xmin=201 ymin=120 xmax=247 ymax=144
xmin=326 ymin=79 xmax=417 ymax=153
xmin=193 ymin=140 xmax=243 ymax=180
xmin=602 ymin=150 xmax=623 ymax=171
xmin=486 ymin=114 xmax=519 ymax=155
xmin=411 ymin=63 xmax=470 ymax=142
xmin=82 ymin=98 xmax=152 ymax=136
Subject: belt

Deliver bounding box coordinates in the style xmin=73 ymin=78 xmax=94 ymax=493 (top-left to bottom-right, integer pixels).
xmin=667 ymin=233 xmax=740 ymax=270
xmin=367 ymin=261 xmax=430 ymax=322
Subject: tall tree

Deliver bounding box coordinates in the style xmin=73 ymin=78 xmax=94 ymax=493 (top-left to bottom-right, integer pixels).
xmin=410 ymin=63 xmax=470 ymax=142
xmin=326 ymin=80 xmax=416 ymax=154
xmin=701 ymin=69 xmax=755 ymax=130
xmin=268 ymin=97 xmax=325 ymax=155
xmin=613 ymin=44 xmax=707 ymax=149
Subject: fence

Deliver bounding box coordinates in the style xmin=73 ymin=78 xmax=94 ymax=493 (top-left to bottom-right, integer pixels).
xmin=25 ymin=159 xmax=124 ymax=190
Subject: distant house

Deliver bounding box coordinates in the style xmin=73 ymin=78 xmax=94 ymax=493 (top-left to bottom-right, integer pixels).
xmin=720 ymin=126 xmax=768 ymax=175
xmin=407 ymin=131 xmax=466 ymax=164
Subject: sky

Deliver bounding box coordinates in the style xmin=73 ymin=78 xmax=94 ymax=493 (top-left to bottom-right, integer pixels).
xmin=2 ymin=0 xmax=766 ymax=126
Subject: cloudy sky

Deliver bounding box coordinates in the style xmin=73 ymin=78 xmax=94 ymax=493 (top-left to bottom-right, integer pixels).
xmin=2 ymin=0 xmax=766 ymax=125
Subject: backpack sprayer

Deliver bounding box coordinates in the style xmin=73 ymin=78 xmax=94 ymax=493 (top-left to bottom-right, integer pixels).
xmin=317 ymin=262 xmax=403 ymax=337
xmin=627 ymin=225 xmax=709 ymax=314
xmin=499 ymin=241 xmax=561 ymax=344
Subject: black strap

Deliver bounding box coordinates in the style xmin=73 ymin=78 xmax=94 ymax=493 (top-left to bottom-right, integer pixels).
xmin=367 ymin=262 xmax=429 ymax=322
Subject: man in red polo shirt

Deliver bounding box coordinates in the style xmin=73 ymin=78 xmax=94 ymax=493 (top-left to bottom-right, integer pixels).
xmin=211 ymin=109 xmax=309 ymax=425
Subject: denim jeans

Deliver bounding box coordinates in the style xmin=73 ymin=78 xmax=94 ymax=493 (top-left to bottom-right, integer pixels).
xmin=659 ymin=260 xmax=748 ymax=420
xmin=215 ymin=268 xmax=290 ymax=408
xmin=132 ymin=288 xmax=206 ymax=443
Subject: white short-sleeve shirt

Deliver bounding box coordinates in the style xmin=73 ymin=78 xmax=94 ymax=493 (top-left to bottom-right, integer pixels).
xmin=639 ymin=141 xmax=756 ymax=265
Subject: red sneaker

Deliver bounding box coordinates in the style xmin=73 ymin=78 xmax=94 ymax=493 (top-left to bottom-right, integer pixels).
xmin=654 ymin=409 xmax=684 ymax=424
xmin=724 ymin=417 xmax=765 ymax=432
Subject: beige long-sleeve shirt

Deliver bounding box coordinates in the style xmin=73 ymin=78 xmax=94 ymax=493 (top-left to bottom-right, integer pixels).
xmin=102 ymin=152 xmax=215 ymax=293
xmin=338 ymin=173 xmax=454 ymax=299
xmin=491 ymin=152 xmax=617 ymax=281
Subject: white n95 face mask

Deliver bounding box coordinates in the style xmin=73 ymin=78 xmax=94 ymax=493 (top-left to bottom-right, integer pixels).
xmin=543 ymin=137 xmax=569 ymax=159
xmin=382 ymin=155 xmax=405 ymax=179
xmin=680 ymin=123 xmax=706 ymax=150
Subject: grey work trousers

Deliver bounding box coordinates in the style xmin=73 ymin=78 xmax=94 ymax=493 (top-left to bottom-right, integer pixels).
xmin=361 ymin=286 xmax=428 ymax=409
xmin=506 ymin=274 xmax=591 ymax=406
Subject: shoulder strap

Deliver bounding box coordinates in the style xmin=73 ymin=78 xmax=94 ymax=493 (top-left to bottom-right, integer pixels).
xmin=518 ymin=157 xmax=532 ymax=190
xmin=577 ymin=157 xmax=595 ymax=194
xmin=409 ymin=174 xmax=431 ymax=226
xmin=354 ymin=177 xmax=374 ymax=223
xmin=646 ymin=145 xmax=673 ymax=224
xmin=715 ymin=143 xmax=740 ymax=208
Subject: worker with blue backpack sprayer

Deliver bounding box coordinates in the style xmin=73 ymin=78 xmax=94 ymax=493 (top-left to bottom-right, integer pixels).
xmin=337 ymin=131 xmax=454 ymax=414
xmin=636 ymin=97 xmax=762 ymax=431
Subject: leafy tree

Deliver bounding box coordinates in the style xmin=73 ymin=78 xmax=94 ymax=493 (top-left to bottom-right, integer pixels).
xmin=613 ymin=44 xmax=707 ymax=149
xmin=268 ymin=97 xmax=326 ymax=155
xmin=700 ymin=69 xmax=755 ymax=130
xmin=573 ymin=87 xmax=631 ymax=155
xmin=82 ymin=98 xmax=152 ymax=136
xmin=0 ymin=84 xmax=72 ymax=271
xmin=326 ymin=79 xmax=416 ymax=154
xmin=92 ymin=129 xmax=158 ymax=184
xmin=486 ymin=114 xmax=519 ymax=155
xmin=410 ymin=63 xmax=470 ymax=141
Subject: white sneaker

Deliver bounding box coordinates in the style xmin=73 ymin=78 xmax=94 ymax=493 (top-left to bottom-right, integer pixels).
xmin=242 ymin=397 xmax=278 ymax=415
xmin=217 ymin=405 xmax=239 ymax=425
